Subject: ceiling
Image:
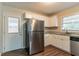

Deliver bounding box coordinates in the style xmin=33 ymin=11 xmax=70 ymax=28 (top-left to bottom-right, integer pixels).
xmin=2 ymin=2 xmax=79 ymax=16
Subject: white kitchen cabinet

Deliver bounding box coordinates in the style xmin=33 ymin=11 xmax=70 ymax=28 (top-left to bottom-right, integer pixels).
xmin=51 ymin=34 xmax=70 ymax=53
xmin=50 ymin=15 xmax=58 ymax=27
xmin=51 ymin=34 xmax=58 ymax=46
xmin=23 ymin=13 xmax=47 ymax=21
xmin=45 ymin=15 xmax=58 ymax=27
xmin=44 ymin=34 xmax=49 ymax=46
xmin=44 ymin=34 xmax=70 ymax=53
xmin=44 ymin=34 xmax=51 ymax=46
xmin=44 ymin=19 xmax=49 ymax=27
xmin=55 ymin=35 xmax=62 ymax=49
xmin=61 ymin=36 xmax=70 ymax=52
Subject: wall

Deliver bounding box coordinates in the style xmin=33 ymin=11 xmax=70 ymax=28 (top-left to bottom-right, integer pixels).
xmin=52 ymin=5 xmax=79 ymax=32
xmin=0 ymin=3 xmax=3 ymax=53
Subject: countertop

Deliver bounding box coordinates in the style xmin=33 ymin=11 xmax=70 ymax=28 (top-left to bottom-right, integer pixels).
xmin=44 ymin=31 xmax=79 ymax=37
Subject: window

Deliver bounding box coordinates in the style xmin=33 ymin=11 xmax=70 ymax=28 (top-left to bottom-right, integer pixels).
xmin=62 ymin=14 xmax=79 ymax=31
xmin=8 ymin=17 xmax=19 ymax=33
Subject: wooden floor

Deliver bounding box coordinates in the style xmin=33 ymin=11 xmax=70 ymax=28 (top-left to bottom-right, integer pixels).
xmin=2 ymin=45 xmax=71 ymax=56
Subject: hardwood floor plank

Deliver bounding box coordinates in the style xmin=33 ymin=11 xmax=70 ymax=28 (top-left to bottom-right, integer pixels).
xmin=45 ymin=48 xmax=59 ymax=56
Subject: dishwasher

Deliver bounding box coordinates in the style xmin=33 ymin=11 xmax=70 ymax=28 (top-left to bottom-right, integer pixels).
xmin=70 ymin=36 xmax=79 ymax=56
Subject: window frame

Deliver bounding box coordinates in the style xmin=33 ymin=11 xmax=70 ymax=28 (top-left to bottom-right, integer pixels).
xmin=62 ymin=14 xmax=79 ymax=32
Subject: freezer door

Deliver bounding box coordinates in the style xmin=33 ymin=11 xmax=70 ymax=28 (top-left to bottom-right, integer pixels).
xmin=29 ymin=32 xmax=44 ymax=55
xmin=27 ymin=20 xmax=44 ymax=32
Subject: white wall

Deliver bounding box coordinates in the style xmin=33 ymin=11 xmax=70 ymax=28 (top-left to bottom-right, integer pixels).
xmin=0 ymin=3 xmax=3 ymax=53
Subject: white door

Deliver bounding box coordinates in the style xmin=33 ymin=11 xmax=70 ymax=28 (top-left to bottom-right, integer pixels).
xmin=3 ymin=12 xmax=23 ymax=52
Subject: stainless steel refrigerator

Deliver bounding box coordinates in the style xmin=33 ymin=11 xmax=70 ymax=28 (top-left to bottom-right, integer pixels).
xmin=24 ymin=19 xmax=44 ymax=55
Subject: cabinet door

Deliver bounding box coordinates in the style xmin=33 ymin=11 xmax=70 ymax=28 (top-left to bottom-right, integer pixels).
xmin=52 ymin=35 xmax=70 ymax=53
xmin=45 ymin=16 xmax=58 ymax=27
xmin=53 ymin=35 xmax=58 ymax=46
xmin=50 ymin=35 xmax=58 ymax=46
xmin=55 ymin=35 xmax=62 ymax=49
xmin=57 ymin=35 xmax=70 ymax=53
xmin=50 ymin=34 xmax=56 ymax=46
xmin=44 ymin=34 xmax=51 ymax=46
xmin=62 ymin=36 xmax=70 ymax=52
xmin=50 ymin=16 xmax=58 ymax=27
xmin=44 ymin=18 xmax=50 ymax=27
xmin=53 ymin=16 xmax=58 ymax=26
xmin=51 ymin=34 xmax=61 ymax=48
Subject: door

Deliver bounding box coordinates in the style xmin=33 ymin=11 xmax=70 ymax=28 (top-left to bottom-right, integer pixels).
xmin=3 ymin=12 xmax=23 ymax=52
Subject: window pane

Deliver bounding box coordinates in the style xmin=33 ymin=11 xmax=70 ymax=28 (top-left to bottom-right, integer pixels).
xmin=8 ymin=17 xmax=19 ymax=33
xmin=62 ymin=14 xmax=79 ymax=31
xmin=72 ymin=22 xmax=79 ymax=30
xmin=62 ymin=23 xmax=73 ymax=30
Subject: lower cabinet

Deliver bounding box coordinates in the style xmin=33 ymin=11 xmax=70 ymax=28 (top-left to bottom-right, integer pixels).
xmin=44 ymin=34 xmax=71 ymax=53
xmin=44 ymin=34 xmax=51 ymax=46
xmin=61 ymin=36 xmax=70 ymax=52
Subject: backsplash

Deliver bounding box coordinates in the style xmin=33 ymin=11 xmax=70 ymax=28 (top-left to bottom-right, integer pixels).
xmin=44 ymin=27 xmax=58 ymax=34
xmin=44 ymin=27 xmax=79 ymax=35
xmin=44 ymin=27 xmax=58 ymax=31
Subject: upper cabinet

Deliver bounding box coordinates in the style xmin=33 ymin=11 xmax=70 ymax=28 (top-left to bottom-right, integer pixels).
xmin=23 ymin=13 xmax=48 ymax=21
xmin=45 ymin=15 xmax=58 ymax=27
xmin=50 ymin=15 xmax=58 ymax=27
xmin=23 ymin=13 xmax=50 ymax=27
xmin=23 ymin=13 xmax=58 ymax=27
xmin=44 ymin=18 xmax=50 ymax=27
